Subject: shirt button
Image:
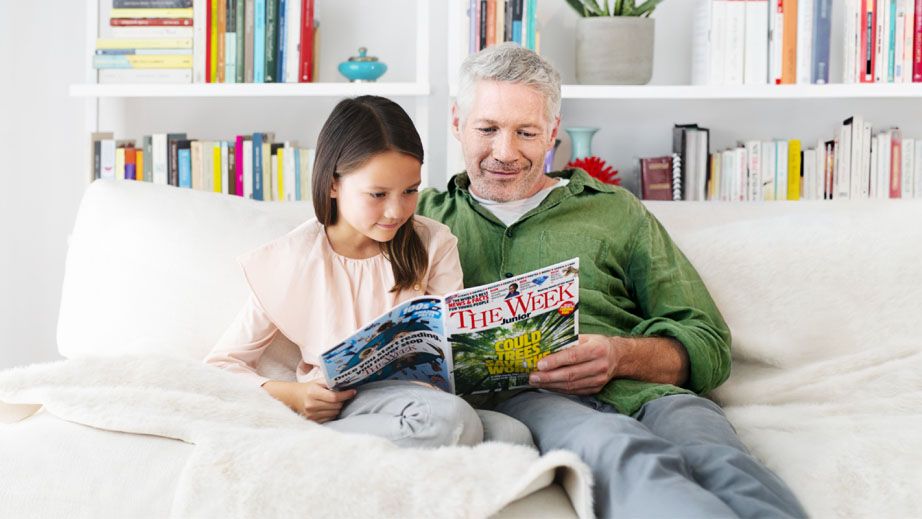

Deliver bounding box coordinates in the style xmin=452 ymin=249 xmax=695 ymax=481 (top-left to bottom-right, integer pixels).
xmin=505 ymin=229 xmax=513 ymax=237
xmin=505 ymin=272 xmax=514 ymax=278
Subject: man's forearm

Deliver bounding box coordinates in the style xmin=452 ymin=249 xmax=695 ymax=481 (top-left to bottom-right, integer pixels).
xmin=612 ymin=336 xmax=690 ymax=387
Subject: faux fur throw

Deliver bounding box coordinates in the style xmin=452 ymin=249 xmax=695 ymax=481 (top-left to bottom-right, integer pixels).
xmin=0 ymin=355 xmax=593 ymax=518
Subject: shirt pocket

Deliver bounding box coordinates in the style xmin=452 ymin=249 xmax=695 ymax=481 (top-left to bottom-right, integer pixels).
xmin=539 ymin=231 xmax=604 ymax=269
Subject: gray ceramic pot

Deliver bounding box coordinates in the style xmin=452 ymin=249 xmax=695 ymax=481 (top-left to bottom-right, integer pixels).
xmin=576 ymin=17 xmax=654 ymax=85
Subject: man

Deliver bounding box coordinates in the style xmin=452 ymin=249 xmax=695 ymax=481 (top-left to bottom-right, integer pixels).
xmin=418 ymin=43 xmax=806 ymax=518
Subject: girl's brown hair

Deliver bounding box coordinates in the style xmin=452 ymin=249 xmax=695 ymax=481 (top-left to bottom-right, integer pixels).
xmin=312 ymin=96 xmax=427 ymax=292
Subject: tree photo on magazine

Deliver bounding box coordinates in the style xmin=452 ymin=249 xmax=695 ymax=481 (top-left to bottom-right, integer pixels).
xmin=320 ymin=258 xmax=580 ymax=396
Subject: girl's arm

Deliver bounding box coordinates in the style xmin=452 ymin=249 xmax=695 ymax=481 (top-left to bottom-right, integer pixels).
xmin=204 ymin=294 xmax=278 ymax=387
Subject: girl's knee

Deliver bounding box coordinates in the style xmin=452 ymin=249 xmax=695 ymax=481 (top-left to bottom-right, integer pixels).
xmin=402 ymin=390 xmax=483 ymax=447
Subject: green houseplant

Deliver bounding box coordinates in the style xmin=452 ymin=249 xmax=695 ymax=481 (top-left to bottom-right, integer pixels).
xmin=565 ymin=0 xmax=666 ymax=84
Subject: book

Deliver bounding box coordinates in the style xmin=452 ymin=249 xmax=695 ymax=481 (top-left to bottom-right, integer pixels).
xmin=640 ymin=156 xmax=674 ymax=200
xmin=320 ymin=258 xmax=580 ymax=396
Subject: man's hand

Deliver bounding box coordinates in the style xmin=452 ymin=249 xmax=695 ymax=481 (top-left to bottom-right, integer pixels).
xmin=263 ymin=380 xmax=356 ymax=423
xmin=528 ymin=334 xmax=690 ymax=395
xmin=528 ymin=334 xmax=626 ymax=395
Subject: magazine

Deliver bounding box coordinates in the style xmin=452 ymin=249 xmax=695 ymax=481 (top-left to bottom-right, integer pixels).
xmin=320 ymin=258 xmax=580 ymax=396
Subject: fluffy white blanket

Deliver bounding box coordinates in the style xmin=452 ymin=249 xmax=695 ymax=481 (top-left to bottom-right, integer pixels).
xmin=0 ymin=355 xmax=593 ymax=518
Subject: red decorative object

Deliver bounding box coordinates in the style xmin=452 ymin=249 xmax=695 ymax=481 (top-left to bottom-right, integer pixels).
xmin=566 ymin=156 xmax=621 ymax=185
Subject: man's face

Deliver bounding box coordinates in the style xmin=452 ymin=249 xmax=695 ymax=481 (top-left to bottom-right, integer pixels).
xmin=452 ymin=80 xmax=560 ymax=202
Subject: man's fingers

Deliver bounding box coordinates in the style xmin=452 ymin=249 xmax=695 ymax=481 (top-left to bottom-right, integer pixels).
xmin=530 ymin=360 xmax=606 ymax=385
xmin=538 ymin=345 xmax=586 ymax=371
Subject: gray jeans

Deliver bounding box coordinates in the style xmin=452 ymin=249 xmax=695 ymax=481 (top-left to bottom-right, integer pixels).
xmin=325 ymin=380 xmax=483 ymax=448
xmin=496 ymin=391 xmax=807 ymax=519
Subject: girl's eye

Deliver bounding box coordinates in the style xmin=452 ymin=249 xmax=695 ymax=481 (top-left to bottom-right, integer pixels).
xmin=404 ymin=188 xmax=419 ymax=195
xmin=369 ymin=192 xmax=386 ymax=199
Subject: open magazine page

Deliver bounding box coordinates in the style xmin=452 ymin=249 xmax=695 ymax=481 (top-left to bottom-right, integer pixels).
xmin=445 ymin=258 xmax=580 ymax=396
xmin=320 ymin=297 xmax=453 ymax=393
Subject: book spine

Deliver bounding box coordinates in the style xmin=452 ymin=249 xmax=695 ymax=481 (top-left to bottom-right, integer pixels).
xmin=690 ymin=0 xmax=712 ymax=85
xmin=915 ymin=0 xmax=922 ymax=81
xmin=225 ymin=0 xmax=236 ymax=83
xmin=902 ymin=137 xmax=915 ymax=196
xmin=277 ymin=0 xmax=287 ymax=82
xmin=284 ymin=0 xmax=300 ymax=82
xmin=235 ymin=135 xmax=244 ymax=195
xmin=890 ymin=129 xmax=902 ymax=197
xmin=265 ymin=0 xmax=278 ymax=82
xmin=771 ymin=0 xmax=784 ymax=84
xmin=479 ymin=0 xmax=488 ymax=50
xmin=812 ymin=0 xmax=831 ymax=83
xmin=95 ymin=38 xmax=193 ymax=48
xmin=110 ymin=17 xmax=192 ymax=26
xmin=113 ymin=0 xmax=192 ymax=7
xmin=235 ymin=0 xmax=245 ymax=83
xmin=504 ymin=0 xmax=514 ymax=42
xmin=512 ymin=0 xmax=522 ymax=47
xmin=179 ymin=146 xmax=192 ymax=188
xmin=214 ymin=144 xmax=224 ymax=193
xmin=217 ymin=0 xmax=226 ymax=82
xmin=889 ymin=0 xmax=898 ymax=81
xmin=486 ymin=0 xmax=496 ymax=47
xmin=797 ymin=0 xmax=814 ymax=83
xmin=143 ymin=135 xmax=153 ymax=182
xmin=191 ymin=141 xmax=203 ymax=189
xmin=254 ymin=0 xmax=266 ymax=82
xmin=781 ymin=0 xmax=798 ymax=84
xmin=193 ymin=0 xmax=207 ymax=82
xmin=299 ymin=0 xmax=314 ymax=82
xmin=253 ymin=133 xmax=264 ymax=199
xmin=876 ymin=0 xmax=887 ymax=81
xmin=110 ymin=8 xmax=193 ymax=18
xmin=93 ymin=55 xmax=193 ymax=69
xmin=209 ymin=0 xmax=218 ymax=81
xmin=124 ymin=146 xmax=137 ymax=180
xmin=744 ymin=0 xmax=769 ymax=85
xmin=725 ymin=1 xmax=745 ymax=85
xmin=227 ymin=142 xmax=236 ymax=195
xmin=293 ymin=144 xmax=301 ymax=200
xmin=526 ymin=0 xmax=536 ymax=49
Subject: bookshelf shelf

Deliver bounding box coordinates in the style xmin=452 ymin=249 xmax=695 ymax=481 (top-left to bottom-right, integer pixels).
xmin=559 ymin=84 xmax=922 ymax=101
xmin=69 ymin=81 xmax=431 ymax=98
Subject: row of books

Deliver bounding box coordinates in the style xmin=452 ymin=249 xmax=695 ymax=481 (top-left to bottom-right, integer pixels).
xmin=641 ymin=119 xmax=922 ymax=201
xmin=94 ymin=0 xmax=319 ymax=84
xmin=90 ymin=132 xmax=314 ymax=202
xmin=693 ymin=0 xmax=922 ymax=86
xmin=466 ymin=0 xmax=539 ymax=54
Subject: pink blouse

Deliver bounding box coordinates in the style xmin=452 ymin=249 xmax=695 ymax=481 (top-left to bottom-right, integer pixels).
xmin=205 ymin=216 xmax=463 ymax=386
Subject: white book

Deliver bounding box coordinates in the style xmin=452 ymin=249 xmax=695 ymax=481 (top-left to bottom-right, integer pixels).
xmin=285 ymin=0 xmax=302 ymax=83
xmin=815 ymin=139 xmax=826 ymax=199
xmin=914 ymin=140 xmax=922 ymax=198
xmin=880 ymin=130 xmax=892 ymax=197
xmin=736 ymin=147 xmax=748 ymax=201
xmin=284 ymin=143 xmax=297 ymax=202
xmin=844 ymin=0 xmax=860 ymax=83
xmin=221 ymin=141 xmax=230 ymax=194
xmin=243 ymin=139 xmax=254 ymax=199
xmin=151 ymin=134 xmax=168 ymax=185
xmin=744 ymin=0 xmax=770 ymax=84
xmin=110 ymin=27 xmax=194 ymax=39
xmin=725 ymin=0 xmax=746 ymax=85
xmin=697 ymin=131 xmax=709 ymax=201
xmin=711 ymin=1 xmax=729 ymax=84
xmin=837 ymin=124 xmax=852 ymax=199
xmin=902 ymin=138 xmax=915 ymax=197
xmin=769 ymin=0 xmax=784 ymax=84
xmin=762 ymin=141 xmax=776 ymax=200
xmin=684 ymin=130 xmax=699 ymax=201
xmin=190 ymin=141 xmax=203 ymax=190
xmin=901 ymin=0 xmax=915 ymax=83
xmin=201 ymin=141 xmax=214 ymax=192
xmin=692 ymin=0 xmax=714 ymax=85
xmin=861 ymin=121 xmax=873 ymax=198
xmin=803 ymin=149 xmax=815 ymax=200
xmin=870 ymin=134 xmax=879 ymax=198
xmin=848 ymin=116 xmax=864 ymax=199
xmin=99 ymin=139 xmax=116 ymax=180
xmin=776 ymin=140 xmax=788 ymax=200
xmin=719 ymin=150 xmax=731 ymax=201
xmin=797 ymin=0 xmax=815 ymax=84
xmin=876 ymin=0 xmax=889 ymax=82
xmin=98 ymin=69 xmax=192 ymax=84
xmin=746 ymin=140 xmax=762 ymax=201
xmin=225 ymin=36 xmax=237 ymax=84
xmin=192 ymin=0 xmax=206 ymax=83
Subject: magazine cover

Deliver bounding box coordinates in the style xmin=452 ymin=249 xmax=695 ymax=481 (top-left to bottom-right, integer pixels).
xmin=320 ymin=258 xmax=579 ymax=395
xmin=320 ymin=297 xmax=453 ymax=392
xmin=446 ymin=258 xmax=579 ymax=395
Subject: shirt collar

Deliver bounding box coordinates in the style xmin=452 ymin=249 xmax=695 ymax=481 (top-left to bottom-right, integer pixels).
xmin=448 ymin=168 xmax=619 ymax=198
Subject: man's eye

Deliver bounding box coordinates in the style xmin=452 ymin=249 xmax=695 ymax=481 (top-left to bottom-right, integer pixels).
xmin=519 ymin=131 xmax=537 ymax=138
xmin=477 ymin=128 xmax=496 ymax=134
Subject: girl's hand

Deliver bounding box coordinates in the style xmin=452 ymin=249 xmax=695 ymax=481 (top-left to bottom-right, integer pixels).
xmin=263 ymin=380 xmax=357 ymax=423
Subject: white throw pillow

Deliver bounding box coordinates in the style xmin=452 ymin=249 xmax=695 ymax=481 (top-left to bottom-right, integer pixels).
xmin=57 ymin=180 xmax=313 ymax=361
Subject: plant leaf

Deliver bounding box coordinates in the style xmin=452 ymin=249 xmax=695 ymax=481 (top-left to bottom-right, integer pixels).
xmin=563 ymin=0 xmax=590 ymax=17
xmin=583 ymin=0 xmax=608 ymax=16
xmin=629 ymin=0 xmax=664 ymax=17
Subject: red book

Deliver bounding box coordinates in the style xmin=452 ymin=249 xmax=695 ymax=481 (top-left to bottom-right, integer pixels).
xmin=235 ymin=135 xmax=244 ymax=197
xmin=890 ymin=131 xmax=902 ymax=198
xmin=914 ymin=0 xmax=922 ymax=81
xmin=299 ymin=0 xmax=314 ymax=82
xmin=860 ymin=0 xmax=876 ymax=83
xmin=205 ymin=0 xmax=212 ymax=83
xmin=110 ymin=18 xmax=193 ymax=27
xmin=640 ymin=156 xmax=674 ymax=201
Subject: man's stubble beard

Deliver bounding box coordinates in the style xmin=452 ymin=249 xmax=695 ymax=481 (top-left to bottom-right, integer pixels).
xmin=468 ymin=160 xmax=549 ymax=203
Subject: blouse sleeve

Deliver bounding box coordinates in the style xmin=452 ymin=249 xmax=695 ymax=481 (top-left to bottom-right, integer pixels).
xmin=424 ymin=226 xmax=464 ymax=296
xmin=204 ymin=293 xmax=278 ymax=387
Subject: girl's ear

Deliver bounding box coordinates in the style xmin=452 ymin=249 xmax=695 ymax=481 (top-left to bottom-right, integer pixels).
xmin=329 ymin=178 xmax=339 ymax=198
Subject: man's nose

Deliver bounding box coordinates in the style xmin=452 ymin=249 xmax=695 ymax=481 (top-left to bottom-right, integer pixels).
xmin=492 ymin=131 xmax=518 ymax=163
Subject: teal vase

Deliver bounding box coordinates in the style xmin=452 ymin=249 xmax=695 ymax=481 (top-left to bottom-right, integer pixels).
xmin=565 ymin=127 xmax=599 ymax=162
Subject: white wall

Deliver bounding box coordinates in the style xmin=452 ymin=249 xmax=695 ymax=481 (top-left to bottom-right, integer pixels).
xmin=0 ymin=1 xmax=87 ymax=369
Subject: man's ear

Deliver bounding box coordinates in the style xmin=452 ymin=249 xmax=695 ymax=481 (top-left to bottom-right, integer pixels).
xmin=450 ymin=102 xmax=462 ymax=142
xmin=547 ymin=114 xmax=561 ymax=149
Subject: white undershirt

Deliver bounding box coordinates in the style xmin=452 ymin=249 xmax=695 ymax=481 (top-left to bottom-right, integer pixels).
xmin=469 ymin=179 xmax=570 ymax=227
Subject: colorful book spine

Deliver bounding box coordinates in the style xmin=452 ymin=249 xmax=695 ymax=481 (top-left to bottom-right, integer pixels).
xmin=178 ymin=141 xmax=192 ymax=188
xmin=915 ymin=0 xmax=922 ymax=81
xmin=298 ymin=0 xmax=314 ymax=81
xmin=236 ymin=0 xmax=246 ymax=83
xmin=787 ymin=139 xmax=802 ymax=199
xmin=812 ymin=0 xmax=832 ymax=83
xmin=113 ymin=0 xmax=193 ymax=8
xmin=96 ymin=38 xmax=192 ymax=49
xmin=265 ymin=0 xmax=278 ymax=82
xmin=110 ymin=8 xmax=194 ymax=18
xmin=209 ymin=0 xmax=218 ymax=82
xmin=253 ymin=132 xmax=264 ymax=199
xmin=277 ymin=0 xmax=287 ymax=82
xmin=781 ymin=0 xmax=798 ymax=84
xmin=235 ymin=135 xmax=245 ymax=195
xmin=93 ymin=55 xmax=193 ymax=69
xmin=254 ymin=0 xmax=266 ymax=82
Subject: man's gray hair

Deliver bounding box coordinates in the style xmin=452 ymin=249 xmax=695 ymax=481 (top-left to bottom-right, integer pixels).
xmin=456 ymin=42 xmax=561 ymax=127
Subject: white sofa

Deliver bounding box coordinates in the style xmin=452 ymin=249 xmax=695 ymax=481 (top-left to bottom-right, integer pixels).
xmin=3 ymin=179 xmax=922 ymax=517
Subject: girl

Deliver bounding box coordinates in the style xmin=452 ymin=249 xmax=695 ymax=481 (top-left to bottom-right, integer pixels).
xmin=206 ymin=96 xmax=483 ymax=448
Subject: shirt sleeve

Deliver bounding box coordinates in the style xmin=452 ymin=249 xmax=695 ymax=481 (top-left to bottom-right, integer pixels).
xmin=625 ymin=207 xmax=732 ymax=396
xmin=425 ymin=226 xmax=464 ymax=296
xmin=204 ymin=293 xmax=277 ymax=387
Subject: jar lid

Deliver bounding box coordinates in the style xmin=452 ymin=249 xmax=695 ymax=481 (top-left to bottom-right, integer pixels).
xmin=348 ymin=47 xmax=379 ymax=62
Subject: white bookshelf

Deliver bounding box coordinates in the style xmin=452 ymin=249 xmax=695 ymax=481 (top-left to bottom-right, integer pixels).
xmin=73 ymin=0 xmax=433 ymax=183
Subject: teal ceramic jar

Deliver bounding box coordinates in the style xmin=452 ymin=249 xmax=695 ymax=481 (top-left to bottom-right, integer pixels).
xmin=338 ymin=47 xmax=387 ymax=82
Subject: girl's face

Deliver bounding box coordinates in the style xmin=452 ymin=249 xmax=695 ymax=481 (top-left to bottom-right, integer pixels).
xmin=328 ymin=150 xmax=422 ymax=253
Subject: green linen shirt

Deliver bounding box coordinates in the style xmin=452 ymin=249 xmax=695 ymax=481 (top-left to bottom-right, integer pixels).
xmin=417 ymin=169 xmax=732 ymax=415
